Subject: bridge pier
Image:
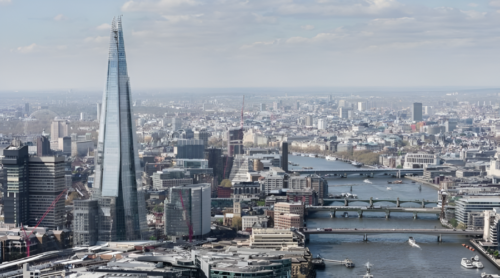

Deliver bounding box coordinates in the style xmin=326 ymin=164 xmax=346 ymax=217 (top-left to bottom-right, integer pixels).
xmin=369 ymin=197 xmax=373 ymax=208
xmin=413 ymin=212 xmax=418 ymax=219
xmin=363 ymin=234 xmax=368 ymax=241
xmin=437 ymin=234 xmax=442 ymax=242
xmin=358 ymin=211 xmax=363 ymax=218
xmin=385 ymin=211 xmax=390 ymax=219
xmin=330 ymin=211 xmax=336 ymax=218
xmin=396 ymin=198 xmax=400 ymax=207
xmin=421 ymin=200 xmax=425 ymax=208
xmin=305 ymin=233 xmax=310 ymax=243
xmin=344 ymin=199 xmax=349 ymax=206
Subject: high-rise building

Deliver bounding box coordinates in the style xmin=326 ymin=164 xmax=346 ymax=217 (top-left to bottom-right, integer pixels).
xmin=1 ymin=141 xmax=30 ymax=227
xmin=28 ymin=156 xmax=66 ymax=230
xmin=228 ymin=128 xmax=243 ymax=157
xmin=24 ymin=103 xmax=30 ymax=116
xmin=194 ymin=129 xmax=210 ymax=146
xmin=305 ymin=115 xmax=313 ymax=126
xmin=281 ymin=142 xmax=288 ymax=173
xmin=358 ymin=101 xmax=367 ymax=111
xmin=260 ymin=103 xmax=266 ymax=111
xmin=80 ymin=112 xmax=86 ymax=121
xmin=36 ymin=135 xmax=51 ymax=157
xmin=445 ymin=119 xmax=458 ymax=133
xmin=175 ymin=139 xmax=205 ymax=159
xmin=172 ymin=117 xmax=182 ymax=131
xmin=317 ymin=119 xmax=326 ymax=130
xmin=73 ymin=200 xmax=99 ymax=246
xmin=51 ymin=120 xmax=69 ymax=141
xmin=57 ymin=136 xmax=71 ymax=155
xmin=339 ymin=107 xmax=351 ymax=119
xmin=164 ymin=184 xmax=211 ymax=238
xmin=424 ymin=106 xmax=433 ymax=116
xmin=411 ymin=102 xmax=423 ymax=122
xmin=92 ymin=17 xmax=148 ymax=241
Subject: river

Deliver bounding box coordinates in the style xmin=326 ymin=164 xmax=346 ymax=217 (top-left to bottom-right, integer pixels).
xmin=288 ymin=155 xmax=499 ymax=278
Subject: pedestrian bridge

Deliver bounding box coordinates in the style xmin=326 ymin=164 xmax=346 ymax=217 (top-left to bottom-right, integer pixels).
xmin=306 ymin=205 xmax=441 ymax=219
xmin=300 ymin=228 xmax=483 ymax=242
xmin=293 ymin=168 xmax=423 ymax=178
xmin=323 ymin=197 xmax=438 ymax=208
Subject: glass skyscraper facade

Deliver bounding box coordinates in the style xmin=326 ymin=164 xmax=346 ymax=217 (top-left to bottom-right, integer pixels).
xmin=93 ymin=17 xmax=147 ymax=241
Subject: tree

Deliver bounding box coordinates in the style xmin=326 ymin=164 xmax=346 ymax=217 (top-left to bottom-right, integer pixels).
xmin=457 ymin=222 xmax=467 ymax=230
xmin=153 ymin=204 xmax=164 ymax=213
xmin=449 ymin=218 xmax=458 ymax=228
xmin=220 ymin=179 xmax=232 ymax=188
xmin=232 ymin=216 xmax=242 ymax=230
xmin=150 ymin=236 xmax=157 ymax=240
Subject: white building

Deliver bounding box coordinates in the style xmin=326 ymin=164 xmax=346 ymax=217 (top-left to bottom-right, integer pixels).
xmin=242 ymin=215 xmax=268 ymax=230
xmin=248 ymin=228 xmax=298 ymax=249
xmin=317 ymin=119 xmax=326 ymax=130
xmin=357 ymin=102 xmax=367 ymax=111
xmin=403 ymin=153 xmax=438 ymax=169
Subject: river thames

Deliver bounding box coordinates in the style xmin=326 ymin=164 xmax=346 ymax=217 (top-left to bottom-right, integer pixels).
xmin=288 ymin=155 xmax=499 ymax=278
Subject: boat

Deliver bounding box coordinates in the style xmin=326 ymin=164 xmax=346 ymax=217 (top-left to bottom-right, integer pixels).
xmin=362 ymin=263 xmax=374 ymax=278
xmin=472 ymin=255 xmax=484 ymax=269
xmin=461 ymin=258 xmax=474 ymax=269
xmin=388 ymin=180 xmax=403 ymax=184
xmin=309 ymin=154 xmax=316 ymax=158
xmin=386 ymin=187 xmax=392 ymax=190
xmin=482 ymin=273 xmax=500 ymax=278
xmin=326 ymin=156 xmax=337 ymax=161
xmin=344 ymin=259 xmax=355 ymax=268
xmin=364 ymin=179 xmax=372 ymax=184
xmin=311 ymin=255 xmax=325 ymax=269
xmin=408 ymin=237 xmax=420 ymax=248
xmin=352 ymin=161 xmax=363 ymax=167
xmin=301 ymin=153 xmax=307 ymax=157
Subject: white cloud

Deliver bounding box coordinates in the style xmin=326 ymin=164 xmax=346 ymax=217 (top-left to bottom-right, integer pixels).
xmin=468 ymin=3 xmax=478 ymax=7
xmin=96 ymin=23 xmax=111 ymax=30
xmin=163 ymin=14 xmax=203 ymax=23
xmin=461 ymin=10 xmax=486 ymax=19
xmin=490 ymin=0 xmax=500 ymax=7
xmin=84 ymin=36 xmax=108 ymax=43
xmin=301 ymin=25 xmax=315 ymax=30
xmin=122 ymin=0 xmax=200 ymax=12
xmin=56 ymin=45 xmax=67 ymax=50
xmin=17 ymin=43 xmax=37 ymax=53
xmin=253 ymin=13 xmax=277 ymax=24
xmin=53 ymin=14 xmax=68 ymax=21
xmin=0 ymin=0 xmax=11 ymax=4
xmin=241 ymin=39 xmax=280 ymax=49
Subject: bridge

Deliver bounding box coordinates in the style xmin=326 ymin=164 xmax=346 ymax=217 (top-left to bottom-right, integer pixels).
xmin=293 ymin=168 xmax=423 ymax=178
xmin=323 ymin=197 xmax=438 ymax=208
xmin=306 ymin=205 xmax=441 ymax=219
xmin=300 ymin=228 xmax=483 ymax=242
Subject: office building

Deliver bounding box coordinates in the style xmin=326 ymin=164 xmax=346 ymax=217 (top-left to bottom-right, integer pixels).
xmin=281 ymin=142 xmax=288 ymax=172
xmin=71 ymin=140 xmax=93 ymax=157
xmin=306 ymin=175 xmax=328 ymax=200
xmin=57 ymin=136 xmax=71 ymax=156
xmin=249 ymin=228 xmax=298 ymax=249
xmin=50 ymin=120 xmax=69 ymax=149
xmin=80 ymin=112 xmax=86 ymax=121
xmin=242 ymin=215 xmax=268 ymax=230
xmin=175 ymin=159 xmax=209 ymax=169
xmin=164 ymin=183 xmax=211 ymax=238
xmin=172 ymin=117 xmax=182 ymax=131
xmin=28 ymin=156 xmax=66 ymax=230
xmin=228 ymin=128 xmax=244 ymax=157
xmin=445 ymin=119 xmax=458 ymax=133
xmin=339 ymin=107 xmax=351 ymax=119
xmin=92 ymin=17 xmax=148 ymax=241
xmin=73 ymin=200 xmax=99 ymax=246
xmin=305 ymin=115 xmax=313 ymax=126
xmin=194 ymin=129 xmax=210 ymax=146
xmin=36 ymin=135 xmax=51 ymax=157
xmin=424 ymin=106 xmax=433 ymax=116
xmin=317 ymin=119 xmax=326 ymax=130
xmin=357 ymin=101 xmax=367 ymax=111
xmin=228 ymin=156 xmax=252 ymax=183
xmin=175 ymin=139 xmax=204 ymax=159
xmin=260 ymin=103 xmax=266 ymax=111
xmin=411 ymin=102 xmax=423 ymax=122
xmin=24 ymin=103 xmax=30 ymax=116
xmin=275 ymin=202 xmax=304 ymax=228
xmin=260 ymin=167 xmax=287 ymax=194
xmin=152 ymin=168 xmax=193 ymax=191
xmin=456 ymin=197 xmax=500 ymax=226
xmin=1 ymin=141 xmax=30 ymax=227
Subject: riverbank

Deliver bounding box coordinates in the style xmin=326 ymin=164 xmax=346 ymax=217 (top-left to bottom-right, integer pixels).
xmin=404 ymin=176 xmax=440 ymax=189
xmin=470 ymin=239 xmax=500 ymax=269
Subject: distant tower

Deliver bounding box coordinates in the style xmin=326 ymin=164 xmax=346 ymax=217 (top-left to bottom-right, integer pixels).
xmin=411 ymin=103 xmax=423 ymax=122
xmin=281 ymin=142 xmax=288 ymax=172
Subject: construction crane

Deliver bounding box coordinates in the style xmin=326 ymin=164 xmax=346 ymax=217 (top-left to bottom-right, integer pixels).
xmin=21 ymin=188 xmax=68 ymax=257
xmin=178 ymin=191 xmax=193 ymax=242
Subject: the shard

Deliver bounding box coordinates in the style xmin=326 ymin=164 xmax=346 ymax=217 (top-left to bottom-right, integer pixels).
xmin=94 ymin=17 xmax=148 ymax=241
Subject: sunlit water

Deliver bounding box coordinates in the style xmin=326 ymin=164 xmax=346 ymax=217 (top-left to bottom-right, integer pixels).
xmin=288 ymin=155 xmax=499 ymax=278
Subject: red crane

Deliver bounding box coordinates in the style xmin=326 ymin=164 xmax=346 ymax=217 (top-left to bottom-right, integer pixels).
xmin=21 ymin=188 xmax=68 ymax=257
xmin=178 ymin=191 xmax=193 ymax=242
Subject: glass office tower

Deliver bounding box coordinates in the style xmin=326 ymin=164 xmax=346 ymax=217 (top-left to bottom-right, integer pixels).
xmin=93 ymin=17 xmax=148 ymax=241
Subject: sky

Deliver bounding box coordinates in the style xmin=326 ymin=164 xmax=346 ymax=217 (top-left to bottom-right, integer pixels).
xmin=1 ymin=0 xmax=500 ymax=91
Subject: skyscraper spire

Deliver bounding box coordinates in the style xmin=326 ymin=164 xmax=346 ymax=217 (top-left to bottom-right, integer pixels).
xmin=93 ymin=17 xmax=148 ymax=241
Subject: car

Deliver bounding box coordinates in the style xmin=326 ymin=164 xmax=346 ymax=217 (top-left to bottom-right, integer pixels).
xmin=453 ymin=228 xmax=456 ymax=231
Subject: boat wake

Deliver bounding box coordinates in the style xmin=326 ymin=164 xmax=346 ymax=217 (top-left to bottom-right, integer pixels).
xmin=363 ymin=179 xmax=372 ymax=184
xmin=408 ymin=237 xmax=421 ymax=249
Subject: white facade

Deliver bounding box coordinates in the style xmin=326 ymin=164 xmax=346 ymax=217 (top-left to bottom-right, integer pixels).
xmin=317 ymin=119 xmax=326 ymax=130
xmin=403 ymin=153 xmax=437 ymax=169
xmin=357 ymin=102 xmax=366 ymax=111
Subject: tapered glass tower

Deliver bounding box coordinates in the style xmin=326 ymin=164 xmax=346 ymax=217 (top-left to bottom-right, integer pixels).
xmin=94 ymin=17 xmax=147 ymax=241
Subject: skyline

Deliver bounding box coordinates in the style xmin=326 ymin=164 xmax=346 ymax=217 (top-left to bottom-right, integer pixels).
xmin=2 ymin=0 xmax=500 ymax=90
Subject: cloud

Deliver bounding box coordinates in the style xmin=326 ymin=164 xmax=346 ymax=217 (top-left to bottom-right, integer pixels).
xmin=490 ymin=0 xmax=500 ymax=7
xmin=0 ymin=0 xmax=11 ymax=4
xmin=241 ymin=39 xmax=280 ymax=49
xmin=253 ymin=13 xmax=277 ymax=24
xmin=301 ymin=25 xmax=315 ymax=30
xmin=53 ymin=14 xmax=68 ymax=21
xmin=84 ymin=36 xmax=108 ymax=43
xmin=122 ymin=0 xmax=200 ymax=12
xmin=468 ymin=3 xmax=478 ymax=7
xmin=17 ymin=43 xmax=37 ymax=53
xmin=163 ymin=13 xmax=203 ymax=23
xmin=96 ymin=23 xmax=111 ymax=30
